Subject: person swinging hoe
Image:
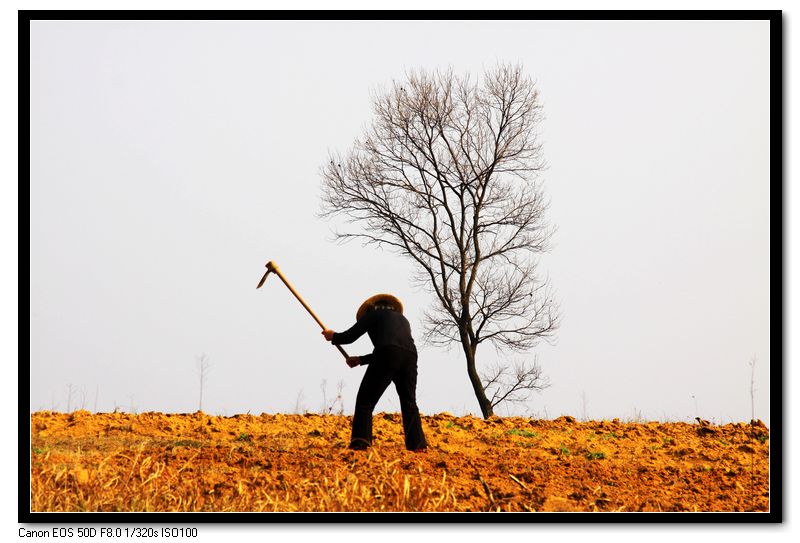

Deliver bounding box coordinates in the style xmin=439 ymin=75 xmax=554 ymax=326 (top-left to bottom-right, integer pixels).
xmin=322 ymin=294 xmax=428 ymax=452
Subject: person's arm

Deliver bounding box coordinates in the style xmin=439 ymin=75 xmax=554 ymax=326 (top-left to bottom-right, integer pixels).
xmin=331 ymin=312 xmax=374 ymax=345
xmin=358 ymin=353 xmax=375 ymax=365
xmin=345 ymin=355 xmax=371 ymax=367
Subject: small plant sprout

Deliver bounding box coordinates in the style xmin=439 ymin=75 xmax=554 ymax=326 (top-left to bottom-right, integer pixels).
xmin=506 ymin=429 xmax=538 ymax=438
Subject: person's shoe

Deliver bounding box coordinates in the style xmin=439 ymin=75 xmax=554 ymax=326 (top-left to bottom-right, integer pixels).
xmin=349 ymin=438 xmax=371 ymax=450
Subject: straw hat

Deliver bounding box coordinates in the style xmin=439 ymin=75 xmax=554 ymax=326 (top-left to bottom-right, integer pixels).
xmin=356 ymin=294 xmax=403 ymax=321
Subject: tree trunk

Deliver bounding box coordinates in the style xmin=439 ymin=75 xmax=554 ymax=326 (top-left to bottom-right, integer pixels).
xmin=460 ymin=332 xmax=493 ymax=418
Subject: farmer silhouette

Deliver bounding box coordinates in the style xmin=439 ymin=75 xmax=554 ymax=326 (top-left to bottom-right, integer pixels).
xmin=322 ymin=294 xmax=427 ymax=451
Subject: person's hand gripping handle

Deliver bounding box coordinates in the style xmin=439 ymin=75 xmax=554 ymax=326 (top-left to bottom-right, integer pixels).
xmin=322 ymin=329 xmax=360 ymax=367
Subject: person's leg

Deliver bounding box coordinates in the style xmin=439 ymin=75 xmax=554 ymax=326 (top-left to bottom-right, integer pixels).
xmin=390 ymin=348 xmax=428 ymax=450
xmin=350 ymin=360 xmax=393 ymax=449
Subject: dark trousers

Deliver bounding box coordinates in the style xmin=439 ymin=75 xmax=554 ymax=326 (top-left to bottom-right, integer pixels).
xmin=351 ymin=346 xmax=427 ymax=450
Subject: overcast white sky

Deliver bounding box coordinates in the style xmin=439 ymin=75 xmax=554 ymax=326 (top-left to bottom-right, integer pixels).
xmin=28 ymin=19 xmax=771 ymax=424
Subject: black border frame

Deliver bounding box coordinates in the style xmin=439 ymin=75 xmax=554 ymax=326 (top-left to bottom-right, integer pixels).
xmin=19 ymin=9 xmax=783 ymax=524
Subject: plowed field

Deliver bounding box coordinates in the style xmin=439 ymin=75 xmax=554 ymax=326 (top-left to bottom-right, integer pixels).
xmin=29 ymin=411 xmax=770 ymax=512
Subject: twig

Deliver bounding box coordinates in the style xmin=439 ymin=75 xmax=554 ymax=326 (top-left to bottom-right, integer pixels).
xmin=509 ymin=474 xmax=527 ymax=490
xmin=477 ymin=473 xmax=496 ymax=507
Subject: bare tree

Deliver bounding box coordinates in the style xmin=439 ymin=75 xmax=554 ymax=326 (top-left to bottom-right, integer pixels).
xmin=293 ymin=388 xmax=307 ymax=414
xmin=66 ymin=383 xmax=75 ymax=413
xmin=580 ymin=390 xmax=588 ymax=422
xmin=320 ymin=64 xmax=559 ymax=418
xmin=196 ymin=354 xmax=212 ymax=412
xmin=749 ymin=355 xmax=757 ymax=422
xmin=320 ymin=379 xmax=346 ymax=415
xmin=79 ymin=386 xmax=87 ymax=410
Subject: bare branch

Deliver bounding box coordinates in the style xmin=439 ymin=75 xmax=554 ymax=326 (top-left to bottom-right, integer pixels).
xmin=480 ymin=357 xmax=551 ymax=409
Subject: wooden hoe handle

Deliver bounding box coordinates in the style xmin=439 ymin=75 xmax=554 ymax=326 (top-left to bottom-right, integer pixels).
xmin=258 ymin=261 xmax=349 ymax=359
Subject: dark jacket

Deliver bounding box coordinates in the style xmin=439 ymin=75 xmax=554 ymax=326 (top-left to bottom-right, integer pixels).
xmin=332 ymin=309 xmax=417 ymax=364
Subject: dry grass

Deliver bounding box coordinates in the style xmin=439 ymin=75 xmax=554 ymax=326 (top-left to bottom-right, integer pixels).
xmin=29 ymin=411 xmax=770 ymax=512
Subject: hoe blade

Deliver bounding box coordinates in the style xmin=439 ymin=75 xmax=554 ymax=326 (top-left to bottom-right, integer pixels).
xmin=256 ymin=270 xmax=270 ymax=289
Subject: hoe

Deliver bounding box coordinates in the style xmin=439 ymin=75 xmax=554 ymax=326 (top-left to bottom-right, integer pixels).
xmin=256 ymin=261 xmax=349 ymax=359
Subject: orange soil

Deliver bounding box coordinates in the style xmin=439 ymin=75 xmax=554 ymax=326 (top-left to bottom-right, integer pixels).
xmin=29 ymin=411 xmax=770 ymax=512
